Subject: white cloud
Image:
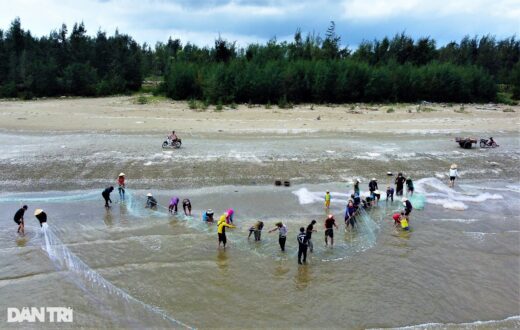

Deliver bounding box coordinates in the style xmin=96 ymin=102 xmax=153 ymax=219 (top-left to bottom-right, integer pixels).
xmin=133 ymin=27 xmax=272 ymax=47
xmin=1 ymin=0 xmax=518 ymax=47
xmin=341 ymin=0 xmax=520 ymax=21
xmin=205 ymin=2 xmax=286 ymax=16
xmin=341 ymin=0 xmax=421 ymax=20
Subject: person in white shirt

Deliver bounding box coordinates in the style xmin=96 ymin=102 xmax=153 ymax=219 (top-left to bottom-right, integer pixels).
xmin=449 ymin=164 xmax=459 ymax=188
xmin=269 ymin=222 xmax=287 ymax=252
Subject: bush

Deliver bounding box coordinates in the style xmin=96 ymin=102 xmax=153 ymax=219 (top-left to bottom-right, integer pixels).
xmin=136 ymin=95 xmax=149 ymax=104
xmin=386 ymin=108 xmax=395 ymax=113
xmin=215 ymin=100 xmax=223 ymax=111
xmin=188 ymin=99 xmax=197 ymax=109
xmin=497 ymin=92 xmax=519 ymax=105
xmin=277 ymin=95 xmax=293 ymax=109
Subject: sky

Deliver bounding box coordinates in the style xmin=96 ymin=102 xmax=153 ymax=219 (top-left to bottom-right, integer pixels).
xmin=1 ymin=0 xmax=519 ymax=49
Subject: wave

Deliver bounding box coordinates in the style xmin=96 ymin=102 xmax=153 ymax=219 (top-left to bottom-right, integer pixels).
xmin=414 ymin=178 xmax=503 ymax=210
xmin=430 ymin=218 xmax=480 ymax=224
xmin=369 ymin=315 xmax=520 ymax=329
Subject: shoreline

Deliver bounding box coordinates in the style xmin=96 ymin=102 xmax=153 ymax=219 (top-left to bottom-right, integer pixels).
xmin=0 ymin=96 xmax=518 ymax=134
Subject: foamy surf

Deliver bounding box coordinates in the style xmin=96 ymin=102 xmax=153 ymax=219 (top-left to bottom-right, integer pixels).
xmin=430 ymin=218 xmax=479 ymax=224
xmin=414 ymin=178 xmax=503 ymax=210
xmin=369 ymin=315 xmax=520 ymax=329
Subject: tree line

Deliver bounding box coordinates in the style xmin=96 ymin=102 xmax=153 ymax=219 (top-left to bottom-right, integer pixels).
xmin=0 ymin=18 xmax=142 ymax=98
xmin=1 ymin=18 xmax=519 ymax=102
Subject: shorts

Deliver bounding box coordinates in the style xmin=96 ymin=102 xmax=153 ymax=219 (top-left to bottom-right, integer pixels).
xmin=14 ymin=218 xmax=21 ymax=225
xmin=408 ymin=187 xmax=414 ymax=192
xmin=325 ymin=229 xmax=334 ymax=238
xmin=405 ymin=209 xmax=411 ymax=216
xmin=218 ymin=233 xmax=226 ymax=244
xmin=403 ymin=227 xmax=409 ymax=231
xmin=450 ymin=176 xmax=456 ymax=181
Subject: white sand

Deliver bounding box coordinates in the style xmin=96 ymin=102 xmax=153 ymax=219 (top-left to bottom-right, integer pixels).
xmin=0 ymin=96 xmax=518 ymax=134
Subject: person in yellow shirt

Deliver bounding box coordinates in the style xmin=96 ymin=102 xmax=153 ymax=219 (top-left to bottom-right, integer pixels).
xmin=218 ymin=216 xmax=236 ymax=249
xmin=324 ymin=191 xmax=331 ymax=209
xmin=400 ymin=216 xmax=409 ymax=231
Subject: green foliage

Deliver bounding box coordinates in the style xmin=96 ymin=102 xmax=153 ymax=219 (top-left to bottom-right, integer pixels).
xmin=188 ymin=99 xmax=197 ymax=109
xmin=386 ymin=108 xmax=395 ymax=113
xmin=497 ymin=92 xmax=519 ymax=105
xmin=417 ymin=106 xmax=436 ymax=112
xmin=503 ymin=108 xmax=515 ymax=112
xmin=163 ymin=59 xmax=497 ymax=104
xmin=0 ymin=18 xmax=517 ymax=103
xmin=277 ymin=95 xmax=293 ymax=109
xmin=136 ymin=95 xmax=149 ymax=104
xmin=0 ymin=18 xmax=143 ymax=98
xmin=215 ymin=100 xmax=223 ymax=111
xmin=511 ymin=62 xmax=520 ymax=99
xmin=187 ymin=99 xmax=208 ymax=111
xmin=134 ymin=94 xmax=165 ymax=104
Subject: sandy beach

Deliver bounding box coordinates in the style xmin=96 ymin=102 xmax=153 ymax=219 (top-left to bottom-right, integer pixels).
xmin=0 ymin=96 xmax=518 ymax=134
xmin=1 ymin=96 xmax=519 ymax=329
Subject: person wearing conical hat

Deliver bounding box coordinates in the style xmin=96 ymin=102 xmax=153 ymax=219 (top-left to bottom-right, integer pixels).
xmin=202 ymin=209 xmax=214 ymax=222
xmin=145 ymin=193 xmax=157 ymax=209
xmin=449 ymin=164 xmax=458 ymax=188
xmin=34 ymin=208 xmax=47 ymax=227
xmin=373 ymin=190 xmax=382 ymax=205
xmin=117 ymin=173 xmax=126 ymax=200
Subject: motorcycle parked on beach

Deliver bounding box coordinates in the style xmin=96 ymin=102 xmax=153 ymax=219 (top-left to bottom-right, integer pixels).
xmin=479 ymin=138 xmax=498 ymax=148
xmin=162 ymin=138 xmax=182 ymax=149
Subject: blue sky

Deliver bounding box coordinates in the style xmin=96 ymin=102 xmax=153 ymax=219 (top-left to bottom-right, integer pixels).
xmin=2 ymin=0 xmax=519 ymax=48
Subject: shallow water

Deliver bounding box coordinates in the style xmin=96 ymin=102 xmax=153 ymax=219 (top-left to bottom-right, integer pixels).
xmin=0 ymin=132 xmax=519 ymax=329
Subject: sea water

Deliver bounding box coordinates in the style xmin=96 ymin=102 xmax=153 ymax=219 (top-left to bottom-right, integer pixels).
xmin=0 ymin=131 xmax=519 ymax=328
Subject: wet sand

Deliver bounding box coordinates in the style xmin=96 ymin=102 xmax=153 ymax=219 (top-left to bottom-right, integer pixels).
xmin=0 ymin=97 xmax=519 ymax=329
